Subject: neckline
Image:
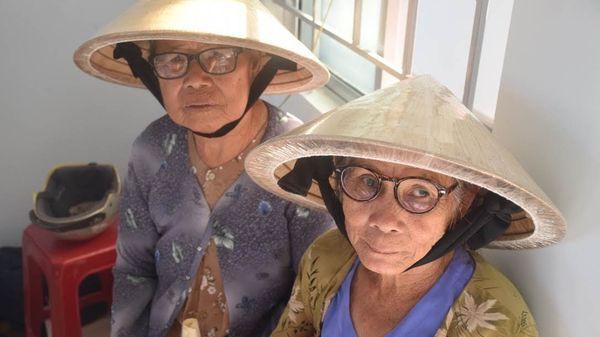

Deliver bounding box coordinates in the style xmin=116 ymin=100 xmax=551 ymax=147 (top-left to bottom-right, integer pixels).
xmin=183 ymin=101 xmax=278 ymax=213
xmin=341 ymin=247 xmax=474 ymax=337
xmin=187 ymin=104 xmax=269 ymax=171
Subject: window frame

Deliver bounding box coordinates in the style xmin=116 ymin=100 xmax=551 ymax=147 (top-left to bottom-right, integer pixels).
xmin=271 ymin=0 xmax=490 ymax=110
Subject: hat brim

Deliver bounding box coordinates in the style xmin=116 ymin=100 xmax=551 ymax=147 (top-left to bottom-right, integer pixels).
xmin=73 ymin=0 xmax=329 ymax=94
xmin=246 ymin=134 xmax=566 ymax=250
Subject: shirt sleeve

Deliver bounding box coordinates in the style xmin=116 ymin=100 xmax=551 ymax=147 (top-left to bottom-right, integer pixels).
xmin=111 ymin=157 xmax=160 ymax=337
xmin=285 ymin=202 xmax=334 ymax=274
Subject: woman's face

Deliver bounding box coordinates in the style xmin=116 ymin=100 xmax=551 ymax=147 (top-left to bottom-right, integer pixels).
xmin=154 ymin=40 xmax=266 ymax=133
xmin=340 ymin=158 xmax=476 ymax=275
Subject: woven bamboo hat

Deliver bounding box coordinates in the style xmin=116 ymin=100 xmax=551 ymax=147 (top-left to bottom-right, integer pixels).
xmin=246 ymin=75 xmax=566 ymax=249
xmin=73 ymin=0 xmax=329 ymax=94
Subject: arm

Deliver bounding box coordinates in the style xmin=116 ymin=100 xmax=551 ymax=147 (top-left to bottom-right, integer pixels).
xmin=111 ymin=158 xmax=160 ymax=337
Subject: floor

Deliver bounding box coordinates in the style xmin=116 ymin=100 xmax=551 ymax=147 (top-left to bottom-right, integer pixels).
xmin=42 ymin=316 xmax=110 ymax=337
xmin=82 ymin=316 xmax=110 ymax=337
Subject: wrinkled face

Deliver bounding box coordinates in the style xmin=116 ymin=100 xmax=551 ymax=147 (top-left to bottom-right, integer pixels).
xmin=153 ymin=40 xmax=266 ymax=133
xmin=340 ymin=158 xmax=475 ymax=275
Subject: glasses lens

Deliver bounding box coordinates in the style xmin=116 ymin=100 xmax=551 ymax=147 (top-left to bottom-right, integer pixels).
xmin=397 ymin=179 xmax=440 ymax=213
xmin=152 ymin=53 xmax=188 ymax=79
xmin=198 ymin=48 xmax=238 ymax=74
xmin=341 ymin=167 xmax=380 ymax=201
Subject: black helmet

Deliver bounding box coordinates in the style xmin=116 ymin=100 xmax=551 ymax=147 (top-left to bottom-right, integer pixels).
xmin=30 ymin=163 xmax=120 ymax=240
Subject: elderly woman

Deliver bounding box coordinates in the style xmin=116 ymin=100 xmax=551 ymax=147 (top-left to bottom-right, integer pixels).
xmin=245 ymin=75 xmax=566 ymax=337
xmin=73 ymin=1 xmax=333 ymax=336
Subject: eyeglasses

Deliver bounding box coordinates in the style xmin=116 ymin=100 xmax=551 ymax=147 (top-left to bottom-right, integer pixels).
xmin=150 ymin=47 xmax=243 ymax=79
xmin=335 ymin=166 xmax=459 ymax=214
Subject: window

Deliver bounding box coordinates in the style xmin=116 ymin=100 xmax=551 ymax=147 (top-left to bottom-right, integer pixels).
xmin=267 ymin=0 xmax=514 ymax=123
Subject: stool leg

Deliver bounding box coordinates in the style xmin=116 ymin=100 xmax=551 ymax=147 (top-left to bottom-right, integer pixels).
xmin=23 ymin=255 xmax=44 ymax=337
xmin=99 ymin=269 xmax=114 ymax=305
xmin=48 ymin=273 xmax=82 ymax=337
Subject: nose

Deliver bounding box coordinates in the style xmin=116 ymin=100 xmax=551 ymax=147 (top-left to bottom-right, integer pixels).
xmin=182 ymin=59 xmax=213 ymax=90
xmin=366 ymin=185 xmax=405 ymax=234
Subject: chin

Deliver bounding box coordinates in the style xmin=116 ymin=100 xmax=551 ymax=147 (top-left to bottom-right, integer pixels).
xmin=174 ymin=110 xmax=232 ymax=133
xmin=185 ymin=122 xmax=222 ymax=134
xmin=356 ymin=247 xmax=414 ymax=275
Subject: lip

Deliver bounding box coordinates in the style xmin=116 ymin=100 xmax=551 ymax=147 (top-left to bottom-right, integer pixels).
xmin=183 ymin=103 xmax=215 ymax=112
xmin=363 ymin=239 xmax=399 ymax=255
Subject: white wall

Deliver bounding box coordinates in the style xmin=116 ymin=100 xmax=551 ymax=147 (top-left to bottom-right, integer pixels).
xmin=0 ymin=0 xmax=325 ymax=247
xmin=482 ymin=0 xmax=600 ymax=335
xmin=412 ymin=0 xmax=514 ymax=124
xmin=0 ymin=0 xmax=161 ymax=246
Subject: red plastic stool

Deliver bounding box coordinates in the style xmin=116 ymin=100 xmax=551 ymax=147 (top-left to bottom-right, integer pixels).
xmin=22 ymin=217 xmax=118 ymax=337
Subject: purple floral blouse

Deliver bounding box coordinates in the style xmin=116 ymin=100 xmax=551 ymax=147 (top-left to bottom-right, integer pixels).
xmin=111 ymin=103 xmax=333 ymax=337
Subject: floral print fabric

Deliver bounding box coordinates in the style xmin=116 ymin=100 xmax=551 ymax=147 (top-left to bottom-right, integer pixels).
xmin=271 ymin=229 xmax=539 ymax=337
xmin=321 ymin=247 xmax=474 ymax=337
xmin=168 ymin=240 xmax=230 ymax=337
xmin=111 ymin=103 xmax=334 ymax=337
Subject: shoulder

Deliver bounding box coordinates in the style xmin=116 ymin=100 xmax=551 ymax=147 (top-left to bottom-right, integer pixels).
xmin=132 ymin=115 xmax=182 ymax=154
xmin=468 ymin=252 xmax=531 ymax=308
xmin=128 ymin=115 xmax=185 ymax=179
xmin=265 ymin=102 xmax=304 ymax=136
xmin=291 ymin=229 xmax=355 ymax=329
xmin=307 ymin=229 xmax=354 ymax=259
xmin=299 ymin=229 xmax=355 ymax=281
xmin=443 ymin=252 xmax=538 ymax=337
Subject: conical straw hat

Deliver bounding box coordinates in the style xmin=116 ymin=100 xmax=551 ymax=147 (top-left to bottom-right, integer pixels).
xmin=74 ymin=0 xmax=329 ymax=94
xmin=245 ymin=75 xmax=566 ymax=249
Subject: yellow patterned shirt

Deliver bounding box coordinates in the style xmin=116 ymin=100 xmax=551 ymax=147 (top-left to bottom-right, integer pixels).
xmin=271 ymin=229 xmax=539 ymax=337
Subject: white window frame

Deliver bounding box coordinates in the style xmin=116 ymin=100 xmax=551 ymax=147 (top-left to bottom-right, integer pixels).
xmin=271 ymin=0 xmax=489 ymax=110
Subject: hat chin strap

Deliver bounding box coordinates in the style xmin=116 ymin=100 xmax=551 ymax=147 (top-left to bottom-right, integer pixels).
xmin=114 ymin=42 xmax=296 ymax=139
xmin=278 ymin=156 xmax=347 ymax=237
xmin=278 ymin=156 xmax=520 ymax=271
xmin=406 ymin=192 xmax=519 ymax=270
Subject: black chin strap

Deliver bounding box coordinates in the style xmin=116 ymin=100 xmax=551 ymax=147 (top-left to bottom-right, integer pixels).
xmin=406 ymin=191 xmax=519 ymax=270
xmin=278 ymin=156 xmax=346 ymax=236
xmin=113 ymin=42 xmax=296 ymax=138
xmin=113 ymin=42 xmax=164 ymax=107
xmin=278 ymin=156 xmax=520 ymax=269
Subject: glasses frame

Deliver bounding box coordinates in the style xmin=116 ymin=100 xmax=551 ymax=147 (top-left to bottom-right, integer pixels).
xmin=335 ymin=166 xmax=459 ymax=214
xmin=150 ymin=47 xmax=244 ymax=79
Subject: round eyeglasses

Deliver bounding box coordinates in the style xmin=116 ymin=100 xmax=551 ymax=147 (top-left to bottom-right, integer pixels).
xmin=150 ymin=47 xmax=243 ymax=79
xmin=336 ymin=166 xmax=459 ymax=214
